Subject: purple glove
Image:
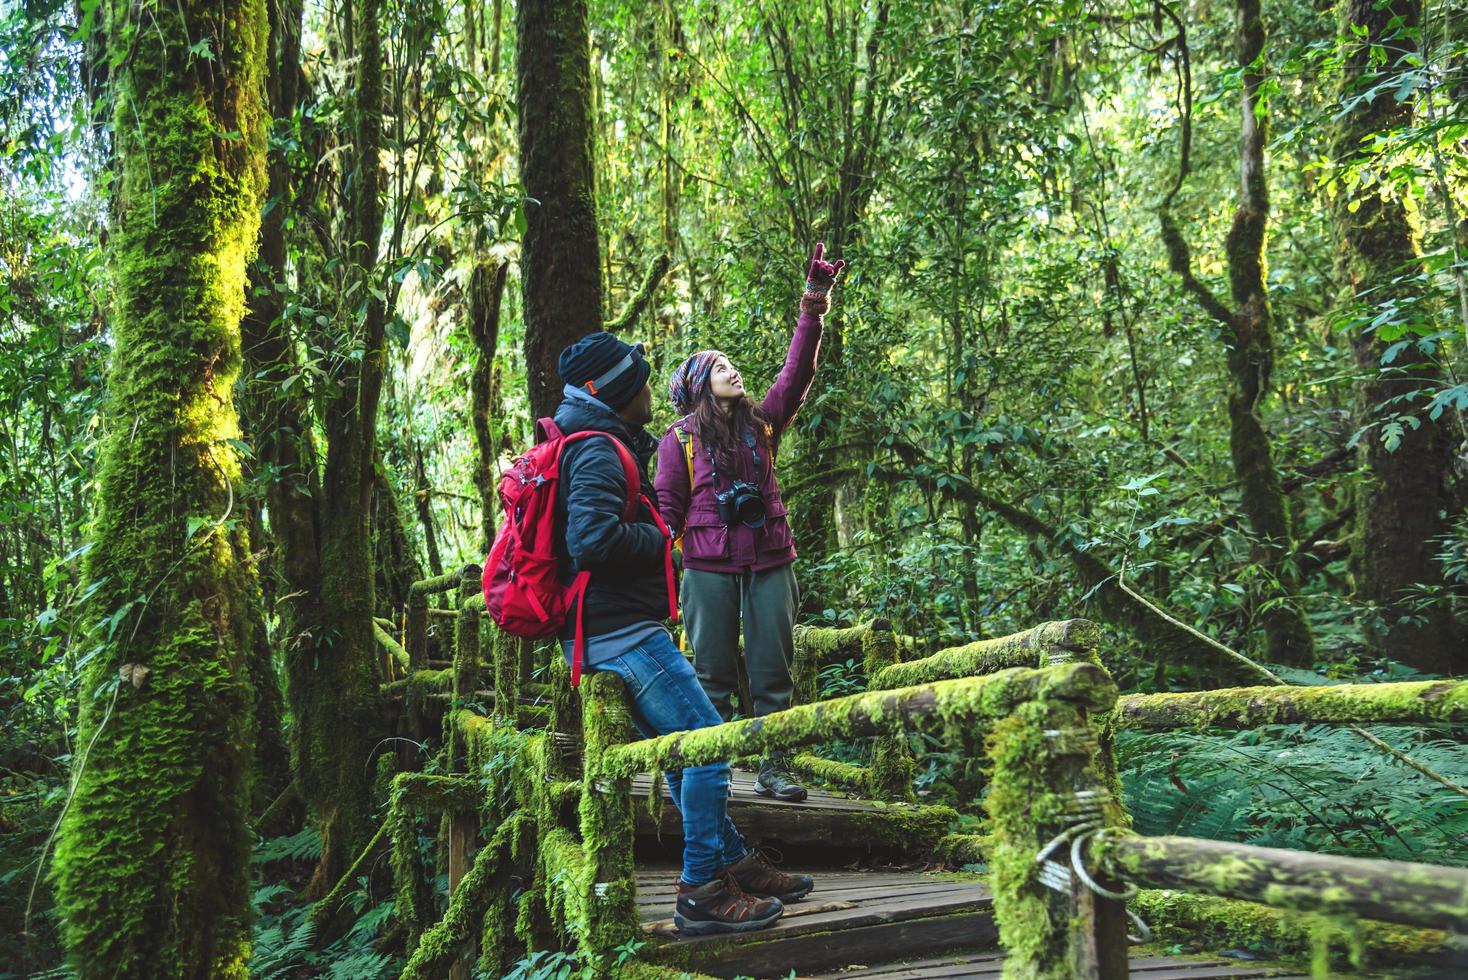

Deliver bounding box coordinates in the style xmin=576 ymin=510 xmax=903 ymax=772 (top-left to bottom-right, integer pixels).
xmin=801 ymin=242 xmax=846 ymax=314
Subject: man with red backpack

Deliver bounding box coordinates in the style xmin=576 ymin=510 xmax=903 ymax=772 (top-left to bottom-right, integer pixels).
xmin=550 ymin=331 xmax=814 ymax=936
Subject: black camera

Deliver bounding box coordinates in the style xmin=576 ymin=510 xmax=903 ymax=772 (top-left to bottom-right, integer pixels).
xmin=716 ymin=481 xmax=766 ymax=528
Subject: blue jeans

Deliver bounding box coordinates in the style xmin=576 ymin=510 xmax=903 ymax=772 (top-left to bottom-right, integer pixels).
xmin=594 ymin=629 xmax=747 ymax=885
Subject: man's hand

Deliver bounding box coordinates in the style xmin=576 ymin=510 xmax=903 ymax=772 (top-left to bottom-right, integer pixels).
xmin=802 ymin=242 xmax=846 ymax=314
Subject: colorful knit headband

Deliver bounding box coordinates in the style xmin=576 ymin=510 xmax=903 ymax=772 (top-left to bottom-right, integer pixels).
xmin=669 ymin=350 xmax=724 ymax=414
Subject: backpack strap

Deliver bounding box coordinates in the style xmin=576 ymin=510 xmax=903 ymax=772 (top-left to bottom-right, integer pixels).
xmin=557 ymin=426 xmax=640 ymax=521
xmin=553 ymin=424 xmax=677 ymax=685
xmin=675 ymin=424 xmax=695 ymax=491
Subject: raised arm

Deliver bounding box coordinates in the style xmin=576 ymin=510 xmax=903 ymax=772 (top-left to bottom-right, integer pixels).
xmin=760 ymin=242 xmax=846 ymax=433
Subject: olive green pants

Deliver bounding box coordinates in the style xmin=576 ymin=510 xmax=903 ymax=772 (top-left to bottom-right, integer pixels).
xmin=682 ymin=564 xmax=799 ymax=722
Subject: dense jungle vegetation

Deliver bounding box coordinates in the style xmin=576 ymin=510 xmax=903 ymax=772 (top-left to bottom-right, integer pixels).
xmin=1 ymin=0 xmax=1465 ymax=974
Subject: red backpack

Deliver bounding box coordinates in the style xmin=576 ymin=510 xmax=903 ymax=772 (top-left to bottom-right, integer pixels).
xmin=483 ymin=418 xmax=678 ymax=686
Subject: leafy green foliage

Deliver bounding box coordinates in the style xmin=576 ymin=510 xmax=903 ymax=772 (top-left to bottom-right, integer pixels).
xmin=1119 ymin=724 xmax=1468 ymax=867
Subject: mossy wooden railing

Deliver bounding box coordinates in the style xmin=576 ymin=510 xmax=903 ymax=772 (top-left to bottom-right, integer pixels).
xmin=382 ymin=588 xmax=1467 ymax=979
xmin=1087 ymin=676 xmax=1468 ymax=976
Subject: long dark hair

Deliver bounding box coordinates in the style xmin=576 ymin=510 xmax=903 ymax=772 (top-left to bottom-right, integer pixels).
xmin=691 ymin=386 xmax=773 ymax=470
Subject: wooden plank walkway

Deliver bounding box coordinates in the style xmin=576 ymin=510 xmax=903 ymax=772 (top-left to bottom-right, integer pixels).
xmin=631 ymin=768 xmax=939 ymax=848
xmin=639 ymin=867 xmax=1312 ymax=980
xmin=810 ymin=950 xmax=1312 ymax=978
xmin=640 ymin=867 xmax=996 ymax=978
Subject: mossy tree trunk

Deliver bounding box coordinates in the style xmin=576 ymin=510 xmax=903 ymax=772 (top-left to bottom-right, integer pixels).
xmin=516 ymin=0 xmax=603 ymax=422
xmin=1160 ymin=0 xmax=1313 ymax=665
xmin=240 ymin=0 xmax=306 ymax=830
xmin=1332 ymin=0 xmax=1462 ymax=674
xmin=242 ymin=0 xmax=390 ymax=895
xmin=375 ymin=457 xmax=425 ymax=617
xmin=296 ymin=0 xmax=390 ymax=895
xmin=469 ymin=260 xmax=508 ymax=554
xmin=51 ymin=0 xmax=268 ymax=972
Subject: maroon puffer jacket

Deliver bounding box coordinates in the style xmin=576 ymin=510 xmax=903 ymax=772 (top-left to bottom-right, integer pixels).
xmin=654 ymin=309 xmax=823 ymax=573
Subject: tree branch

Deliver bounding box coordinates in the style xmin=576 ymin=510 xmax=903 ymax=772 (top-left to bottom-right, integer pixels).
xmin=604 ymin=252 xmax=671 ymax=333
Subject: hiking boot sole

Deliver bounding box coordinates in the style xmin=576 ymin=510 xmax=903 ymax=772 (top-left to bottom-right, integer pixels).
xmin=673 ymin=904 xmax=784 ymax=936
xmin=774 ymin=882 xmax=812 ymax=902
xmin=754 ymin=782 xmax=808 ymax=803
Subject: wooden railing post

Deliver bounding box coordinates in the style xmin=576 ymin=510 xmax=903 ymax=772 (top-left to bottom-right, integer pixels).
xmin=578 ymin=672 xmax=640 ymax=970
xmin=986 ymin=677 xmax=1129 ymax=979
xmin=447 ymin=565 xmax=483 ymax=980
xmin=863 ymin=621 xmax=915 ymax=800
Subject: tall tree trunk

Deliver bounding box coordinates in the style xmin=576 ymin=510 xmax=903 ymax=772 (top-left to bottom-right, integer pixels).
xmin=516 ymin=0 xmax=603 ymax=421
xmin=1223 ymin=0 xmax=1312 ymax=664
xmin=242 ymin=0 xmax=392 ymax=892
xmin=240 ymin=0 xmax=304 ymax=833
xmin=374 ymin=457 xmax=424 ymax=616
xmin=51 ymin=0 xmax=268 ymax=971
xmin=469 ymin=260 xmax=509 ymax=554
xmin=294 ymin=0 xmax=389 ymax=895
xmin=1160 ymin=0 xmax=1313 ymax=664
xmin=1334 ymin=0 xmax=1462 ymax=673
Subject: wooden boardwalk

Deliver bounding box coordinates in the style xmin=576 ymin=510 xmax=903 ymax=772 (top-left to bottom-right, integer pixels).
xmin=810 ymin=951 xmax=1311 ymax=978
xmin=631 ymin=768 xmax=938 ymax=847
xmin=639 ymin=867 xmax=1311 ymax=980
xmin=640 ymin=867 xmax=996 ymax=978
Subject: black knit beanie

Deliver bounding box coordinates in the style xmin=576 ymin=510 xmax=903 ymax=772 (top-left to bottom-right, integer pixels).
xmin=557 ymin=331 xmax=651 ymax=411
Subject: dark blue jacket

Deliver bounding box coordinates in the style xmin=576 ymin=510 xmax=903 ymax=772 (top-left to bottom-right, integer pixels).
xmin=554 ymin=388 xmax=672 ymax=639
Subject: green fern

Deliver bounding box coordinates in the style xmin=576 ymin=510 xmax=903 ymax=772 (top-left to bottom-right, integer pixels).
xmin=1118 ymin=724 xmax=1468 ymax=866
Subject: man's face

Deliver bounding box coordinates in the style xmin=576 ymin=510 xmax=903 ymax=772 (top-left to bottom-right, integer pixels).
xmin=621 ymin=381 xmax=655 ymax=426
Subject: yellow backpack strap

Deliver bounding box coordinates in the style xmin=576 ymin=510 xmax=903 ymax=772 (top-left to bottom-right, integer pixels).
xmin=677 ymin=426 xmax=695 ymax=490
xmin=674 ymin=424 xmax=695 ymax=652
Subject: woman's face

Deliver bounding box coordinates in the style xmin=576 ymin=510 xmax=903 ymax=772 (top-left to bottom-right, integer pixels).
xmin=709 ymin=355 xmax=745 ymax=401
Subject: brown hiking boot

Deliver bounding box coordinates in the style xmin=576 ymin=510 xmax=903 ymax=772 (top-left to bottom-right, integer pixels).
xmin=720 ymin=847 xmax=814 ymax=902
xmin=673 ymin=873 xmax=784 ymax=935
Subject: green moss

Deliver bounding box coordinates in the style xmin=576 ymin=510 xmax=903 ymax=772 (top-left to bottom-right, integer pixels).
xmin=401 ymin=812 xmax=528 ymax=979
xmin=791 ymin=619 xmax=887 ymax=704
xmin=1115 ymin=678 xmax=1468 ymax=730
xmin=934 ymin=833 xmax=990 ymax=867
xmin=576 ymin=673 xmax=642 ymax=971
xmin=873 ymin=620 xmax=1101 ymax=690
xmin=1132 ymin=890 xmax=1454 ymax=977
xmin=49 ymin=0 xmax=269 ymax=972
xmin=789 ymin=752 xmax=871 ymax=790
xmin=862 ymin=624 xmax=916 ymax=800
xmin=983 ymin=694 xmax=1125 ymax=980
xmin=604 ymin=663 xmax=1117 ymax=778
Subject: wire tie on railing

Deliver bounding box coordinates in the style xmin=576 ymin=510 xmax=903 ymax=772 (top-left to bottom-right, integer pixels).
xmin=1035 ymin=819 xmax=1101 ymax=867
xmin=1126 ymin=908 xmax=1153 ymax=944
xmin=1037 ymin=859 xmax=1072 ymax=891
xmin=1068 ymin=826 xmax=1153 ymax=944
xmin=1069 ymin=828 xmax=1138 ymax=901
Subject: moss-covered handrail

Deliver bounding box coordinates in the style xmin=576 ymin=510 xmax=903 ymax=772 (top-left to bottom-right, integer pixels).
xmin=601 ymin=662 xmax=1117 ymax=779
xmin=409 ymin=569 xmax=464 ymax=595
xmin=1095 ymin=832 xmax=1468 ymax=933
xmin=789 ymin=618 xmax=915 ymax=800
xmin=790 ymin=618 xmax=892 ymax=702
xmin=373 ymin=620 xmax=410 ymax=675
xmin=871 ymin=619 xmax=1101 ymax=690
xmin=406 ymin=568 xmax=466 ymax=669
xmin=1114 ymin=678 xmax=1468 ymax=730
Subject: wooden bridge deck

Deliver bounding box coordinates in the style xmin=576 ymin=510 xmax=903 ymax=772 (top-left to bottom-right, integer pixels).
xmin=811 ymin=951 xmax=1312 ymax=979
xmin=630 ymin=768 xmax=933 ymax=846
xmin=640 ymin=867 xmax=996 ymax=978
xmin=638 ymin=867 xmax=1311 ymax=979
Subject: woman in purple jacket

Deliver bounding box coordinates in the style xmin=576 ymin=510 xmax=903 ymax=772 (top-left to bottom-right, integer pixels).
xmin=656 ymin=244 xmax=845 ymax=802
